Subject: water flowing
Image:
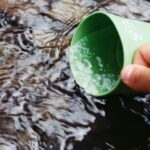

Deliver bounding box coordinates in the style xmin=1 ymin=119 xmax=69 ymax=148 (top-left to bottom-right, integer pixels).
xmin=0 ymin=0 xmax=149 ymax=150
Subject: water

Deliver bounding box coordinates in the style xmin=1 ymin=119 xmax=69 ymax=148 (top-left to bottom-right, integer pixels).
xmin=70 ymin=27 xmax=120 ymax=96
xmin=0 ymin=0 xmax=149 ymax=150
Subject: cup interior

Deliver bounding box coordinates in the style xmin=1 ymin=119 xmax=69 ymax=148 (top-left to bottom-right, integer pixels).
xmin=70 ymin=13 xmax=124 ymax=96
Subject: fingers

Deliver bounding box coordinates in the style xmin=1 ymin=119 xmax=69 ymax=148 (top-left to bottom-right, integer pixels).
xmin=121 ymin=64 xmax=150 ymax=93
xmin=134 ymin=44 xmax=150 ymax=67
xmin=121 ymin=44 xmax=150 ymax=93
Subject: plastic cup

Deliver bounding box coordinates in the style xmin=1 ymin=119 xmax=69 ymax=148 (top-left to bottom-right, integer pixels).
xmin=69 ymin=12 xmax=150 ymax=96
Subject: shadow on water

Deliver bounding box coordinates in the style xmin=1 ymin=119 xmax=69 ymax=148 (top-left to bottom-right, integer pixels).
xmin=74 ymin=95 xmax=150 ymax=150
xmin=0 ymin=0 xmax=149 ymax=150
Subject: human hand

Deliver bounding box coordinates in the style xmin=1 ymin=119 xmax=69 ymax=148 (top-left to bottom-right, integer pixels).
xmin=121 ymin=44 xmax=150 ymax=93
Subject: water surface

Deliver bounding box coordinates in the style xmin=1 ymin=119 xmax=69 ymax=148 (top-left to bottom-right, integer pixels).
xmin=0 ymin=0 xmax=149 ymax=150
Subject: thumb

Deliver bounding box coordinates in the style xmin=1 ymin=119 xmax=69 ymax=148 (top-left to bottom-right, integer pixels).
xmin=121 ymin=64 xmax=150 ymax=93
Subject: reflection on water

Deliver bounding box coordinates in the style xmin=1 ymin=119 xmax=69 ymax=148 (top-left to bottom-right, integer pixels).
xmin=0 ymin=0 xmax=149 ymax=150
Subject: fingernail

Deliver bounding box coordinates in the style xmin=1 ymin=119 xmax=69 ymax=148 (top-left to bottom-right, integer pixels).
xmin=121 ymin=66 xmax=133 ymax=83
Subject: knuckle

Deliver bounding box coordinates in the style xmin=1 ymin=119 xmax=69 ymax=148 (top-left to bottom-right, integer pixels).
xmin=138 ymin=44 xmax=150 ymax=54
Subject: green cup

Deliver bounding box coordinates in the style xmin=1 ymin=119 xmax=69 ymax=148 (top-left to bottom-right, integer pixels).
xmin=69 ymin=11 xmax=150 ymax=96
